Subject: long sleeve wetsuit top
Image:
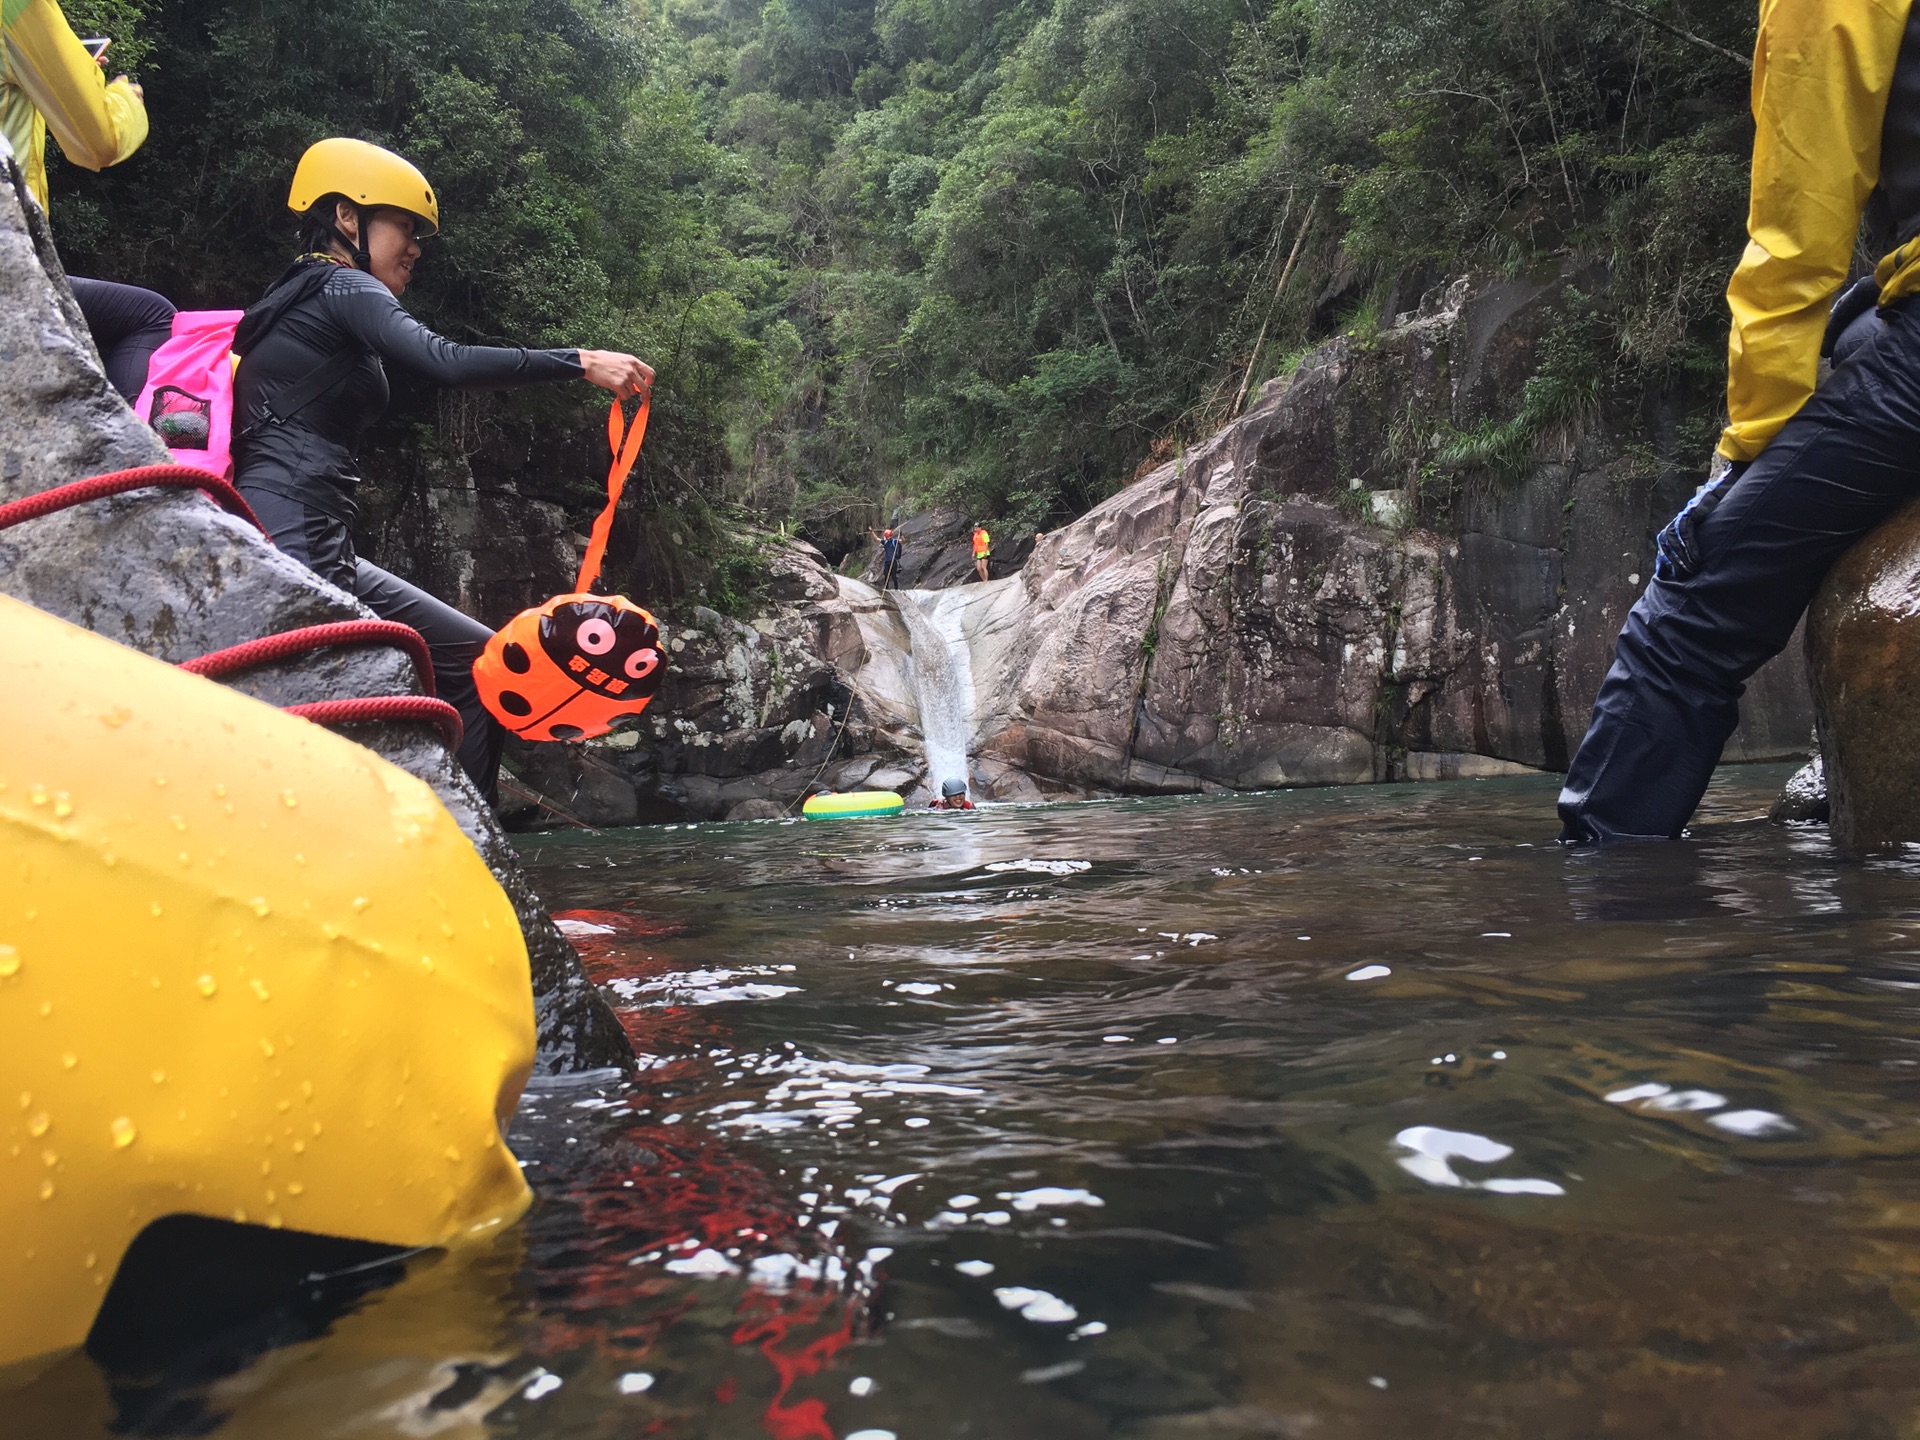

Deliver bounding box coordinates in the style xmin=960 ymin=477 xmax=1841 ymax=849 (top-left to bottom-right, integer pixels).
xmin=234 ymin=260 xmax=584 ymax=519
xmin=0 ymin=0 xmax=147 ymax=212
xmin=1723 ymin=0 xmax=1920 ymax=462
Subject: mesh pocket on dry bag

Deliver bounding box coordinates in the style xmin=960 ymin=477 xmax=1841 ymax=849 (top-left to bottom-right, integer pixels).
xmin=149 ymin=386 xmax=214 ymax=450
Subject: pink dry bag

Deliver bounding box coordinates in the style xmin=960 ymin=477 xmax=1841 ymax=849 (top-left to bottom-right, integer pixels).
xmin=133 ymin=310 xmax=244 ymax=479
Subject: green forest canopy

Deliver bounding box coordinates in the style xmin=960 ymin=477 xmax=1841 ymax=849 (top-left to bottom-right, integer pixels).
xmin=54 ymin=0 xmax=1757 ymax=599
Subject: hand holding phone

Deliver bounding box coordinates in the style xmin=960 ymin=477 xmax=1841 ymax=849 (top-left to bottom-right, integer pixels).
xmin=80 ymin=36 xmax=110 ymax=63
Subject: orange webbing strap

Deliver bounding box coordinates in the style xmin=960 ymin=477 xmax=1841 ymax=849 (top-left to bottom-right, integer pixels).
xmin=576 ymin=396 xmax=649 ymax=594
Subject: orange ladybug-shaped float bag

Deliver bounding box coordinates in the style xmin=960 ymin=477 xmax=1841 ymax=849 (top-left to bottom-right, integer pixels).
xmin=474 ymin=398 xmax=667 ymax=741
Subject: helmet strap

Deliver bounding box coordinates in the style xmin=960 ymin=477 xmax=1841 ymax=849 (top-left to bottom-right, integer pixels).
xmin=321 ymin=203 xmax=373 ymax=272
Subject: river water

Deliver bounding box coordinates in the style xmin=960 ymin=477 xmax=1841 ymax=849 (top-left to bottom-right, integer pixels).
xmin=18 ymin=765 xmax=1920 ymax=1439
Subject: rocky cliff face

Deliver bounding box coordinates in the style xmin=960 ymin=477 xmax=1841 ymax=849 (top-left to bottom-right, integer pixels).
xmin=505 ymin=275 xmax=1815 ymax=823
xmin=0 ymin=147 xmax=627 ymax=1070
xmin=961 ymin=277 xmax=1812 ymax=793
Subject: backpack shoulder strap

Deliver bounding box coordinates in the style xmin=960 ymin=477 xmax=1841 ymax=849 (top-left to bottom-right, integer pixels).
xmin=236 ymin=262 xmax=362 ymax=434
xmin=259 ymin=347 xmax=360 ymax=427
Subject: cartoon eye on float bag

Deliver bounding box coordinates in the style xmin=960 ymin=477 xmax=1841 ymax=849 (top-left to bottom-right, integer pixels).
xmin=473 ymin=398 xmax=666 ymax=741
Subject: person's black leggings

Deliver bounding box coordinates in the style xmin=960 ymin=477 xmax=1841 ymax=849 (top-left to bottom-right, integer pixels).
xmin=236 ymin=482 xmax=505 ymax=798
xmin=70 ymin=277 xmax=175 ymax=400
xmin=1558 ymin=299 xmax=1920 ymax=842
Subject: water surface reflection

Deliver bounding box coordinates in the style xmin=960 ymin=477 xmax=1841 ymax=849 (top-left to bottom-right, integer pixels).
xmin=17 ymin=767 xmax=1920 ymax=1438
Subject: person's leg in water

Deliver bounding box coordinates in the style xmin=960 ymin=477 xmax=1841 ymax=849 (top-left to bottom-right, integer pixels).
xmin=70 ymin=277 xmax=175 ymax=400
xmin=1558 ymin=302 xmax=1920 ymax=842
xmin=237 ymin=484 xmax=504 ymax=798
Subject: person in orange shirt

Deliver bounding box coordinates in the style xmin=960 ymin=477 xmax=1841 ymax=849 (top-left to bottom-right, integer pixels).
xmin=971 ymin=522 xmax=991 ymax=582
xmin=1 ymin=0 xmax=175 ymax=396
xmin=1560 ymin=0 xmax=1920 ymax=842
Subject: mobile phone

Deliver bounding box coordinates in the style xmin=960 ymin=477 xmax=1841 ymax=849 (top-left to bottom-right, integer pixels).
xmin=80 ymin=36 xmax=111 ymax=61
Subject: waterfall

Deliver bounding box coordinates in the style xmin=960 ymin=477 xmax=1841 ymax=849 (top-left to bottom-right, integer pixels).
xmin=894 ymin=589 xmax=977 ymax=794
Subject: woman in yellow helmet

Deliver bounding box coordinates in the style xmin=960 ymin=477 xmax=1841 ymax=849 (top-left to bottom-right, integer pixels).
xmin=1560 ymin=0 xmax=1920 ymax=842
xmin=232 ymin=138 xmax=653 ymax=797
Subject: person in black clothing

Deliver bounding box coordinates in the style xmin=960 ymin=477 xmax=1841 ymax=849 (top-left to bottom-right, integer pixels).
xmin=234 ymin=138 xmax=651 ymax=798
xmin=69 ymin=277 xmax=174 ymax=399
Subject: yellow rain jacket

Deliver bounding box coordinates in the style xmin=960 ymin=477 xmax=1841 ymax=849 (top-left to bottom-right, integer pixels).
xmin=0 ymin=0 xmax=147 ymax=213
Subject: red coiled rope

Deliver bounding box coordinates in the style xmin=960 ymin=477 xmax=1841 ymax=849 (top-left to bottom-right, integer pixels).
xmin=285 ymin=696 xmax=463 ymax=750
xmin=1 ymin=467 xmax=464 ymax=753
xmin=0 ymin=464 xmax=263 ymax=532
xmin=180 ymin=619 xmax=436 ymax=694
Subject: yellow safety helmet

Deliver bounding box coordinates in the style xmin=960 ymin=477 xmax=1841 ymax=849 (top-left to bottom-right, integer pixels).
xmin=288 ymin=137 xmax=440 ymax=237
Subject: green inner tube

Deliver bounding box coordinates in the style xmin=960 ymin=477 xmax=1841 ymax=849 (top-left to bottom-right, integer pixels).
xmin=802 ymin=791 xmax=905 ymax=819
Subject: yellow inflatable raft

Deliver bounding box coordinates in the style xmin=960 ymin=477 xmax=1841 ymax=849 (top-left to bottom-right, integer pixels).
xmin=0 ymin=595 xmax=535 ymax=1367
xmin=801 ymin=790 xmax=905 ymax=820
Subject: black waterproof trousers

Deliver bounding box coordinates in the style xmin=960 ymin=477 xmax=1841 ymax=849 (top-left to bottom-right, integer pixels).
xmin=1558 ymin=300 xmax=1920 ymax=842
xmin=70 ymin=276 xmax=175 ymax=400
xmin=238 ymin=483 xmax=504 ymax=799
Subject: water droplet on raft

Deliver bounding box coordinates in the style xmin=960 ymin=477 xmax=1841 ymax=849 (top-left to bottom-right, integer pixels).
xmin=60 ymin=1053 xmax=76 ymax=1070
xmin=110 ymin=1117 xmax=136 ymax=1149
xmin=251 ymin=978 xmax=270 ymax=1001
xmin=28 ymin=786 xmax=47 ymax=807
xmin=152 ymin=773 xmax=167 ymax=788
xmin=281 ymin=790 xmax=298 ymax=808
xmin=0 ymin=946 xmax=18 ymax=978
xmin=51 ymin=793 xmax=71 ymax=818
xmin=38 ymin=1180 xmax=53 ymax=1201
xmin=99 ymin=704 xmax=131 ymax=728
xmin=27 ymin=1112 xmax=49 ymax=1138
xmin=260 ymin=1038 xmax=275 ymax=1058
xmin=287 ymin=1180 xmax=304 ymax=1195
xmin=250 ymin=898 xmax=270 ymax=918
xmin=196 ymin=974 xmax=217 ymax=997
xmin=444 ymin=1145 xmax=462 ymax=1163
xmin=150 ymin=901 xmax=163 ymax=918
xmin=151 ymin=1070 xmax=166 ymax=1085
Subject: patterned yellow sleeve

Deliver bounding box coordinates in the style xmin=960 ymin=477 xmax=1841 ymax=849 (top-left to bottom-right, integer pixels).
xmin=1 ymin=0 xmax=146 ymax=176
xmin=1719 ymin=0 xmax=1909 ymax=462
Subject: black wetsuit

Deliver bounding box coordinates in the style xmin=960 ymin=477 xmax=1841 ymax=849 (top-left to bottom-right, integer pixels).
xmin=233 ymin=257 xmax=582 ymax=795
xmin=70 ymin=276 xmax=174 ymax=399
